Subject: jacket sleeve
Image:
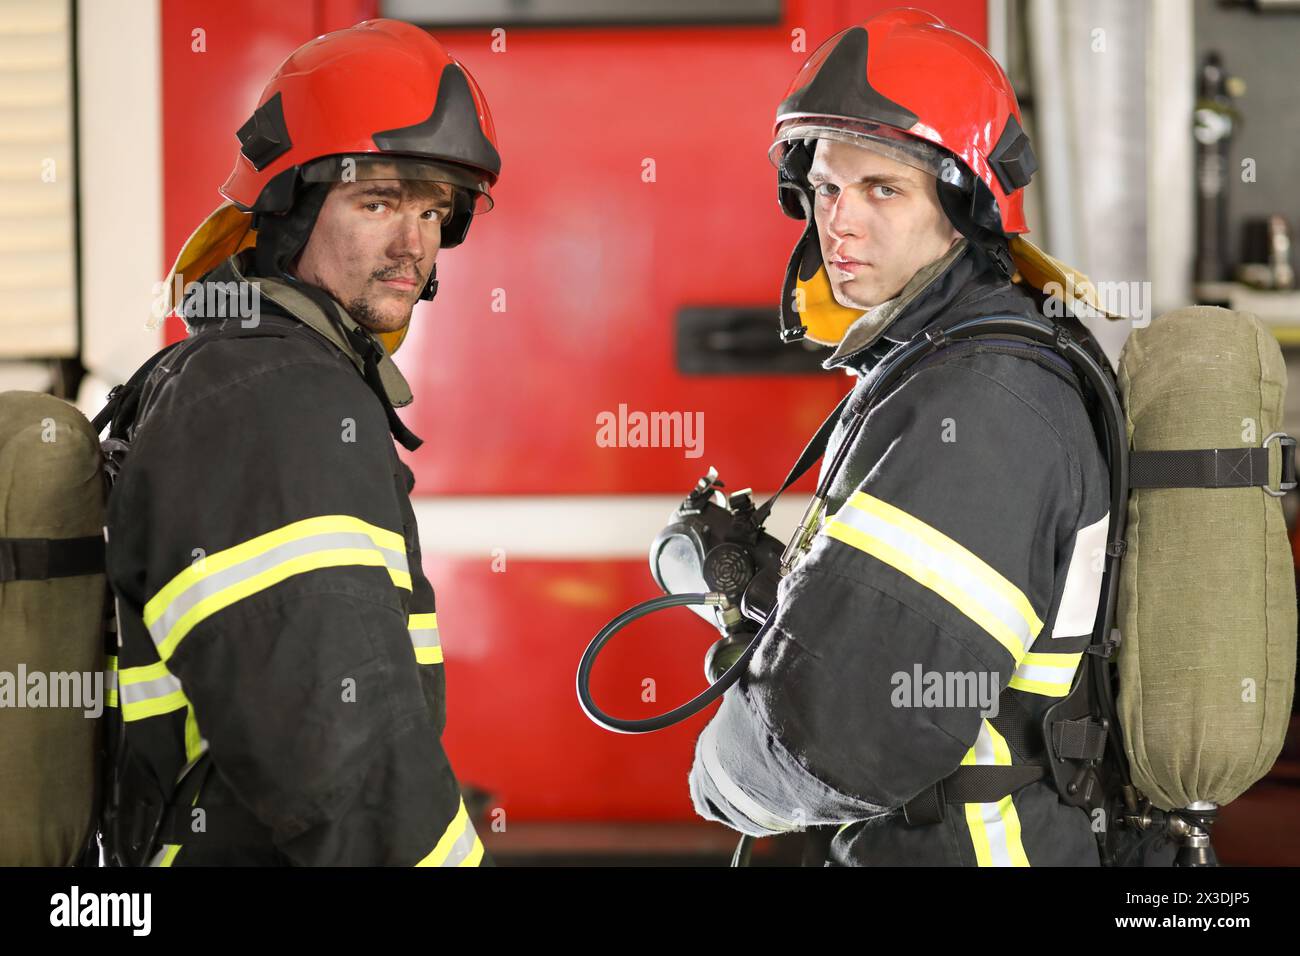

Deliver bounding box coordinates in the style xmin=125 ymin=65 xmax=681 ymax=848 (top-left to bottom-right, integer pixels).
xmin=688 ymin=356 xmax=1083 ymax=835
xmin=109 ymin=345 xmax=481 ymax=866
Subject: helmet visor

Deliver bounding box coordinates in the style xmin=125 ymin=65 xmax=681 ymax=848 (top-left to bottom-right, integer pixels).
xmin=769 ymin=117 xmax=968 ymax=190
xmin=300 ymin=154 xmax=494 ymax=213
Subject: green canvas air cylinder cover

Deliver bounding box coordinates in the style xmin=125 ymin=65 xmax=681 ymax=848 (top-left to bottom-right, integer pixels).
xmin=0 ymin=391 xmax=106 ymax=865
xmin=1117 ymin=307 xmax=1297 ymax=811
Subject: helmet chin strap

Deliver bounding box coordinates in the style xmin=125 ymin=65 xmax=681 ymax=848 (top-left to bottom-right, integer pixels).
xmin=778 ymin=220 xmax=813 ymax=343
xmin=419 ymin=262 xmax=439 ymax=301
xmin=251 ymin=181 xmax=331 ymax=281
xmin=374 ymin=263 xmax=435 ymax=355
xmin=936 ymin=175 xmax=1014 ymax=279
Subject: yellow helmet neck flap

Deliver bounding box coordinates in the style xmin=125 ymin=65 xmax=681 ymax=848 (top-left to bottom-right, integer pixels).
xmin=779 ymin=218 xmax=864 ymax=347
xmin=376 ymin=325 xmax=409 ymax=354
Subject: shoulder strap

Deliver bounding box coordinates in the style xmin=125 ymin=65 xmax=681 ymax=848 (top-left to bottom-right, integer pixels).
xmin=812 ymin=318 xmax=1081 ymax=510
xmin=919 ymin=334 xmax=1074 ymax=374
xmin=97 ymin=318 xmax=304 ymax=441
xmin=754 ymin=389 xmax=853 ymax=525
xmin=753 ymin=320 xmax=1071 ymax=539
xmin=92 ymin=340 xmax=186 ymax=438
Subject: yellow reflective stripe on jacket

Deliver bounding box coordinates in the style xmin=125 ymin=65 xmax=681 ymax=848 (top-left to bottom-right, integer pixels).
xmin=408 ymin=612 xmax=442 ymax=665
xmin=105 ymin=655 xmax=119 ymax=709
xmin=150 ymin=844 xmax=182 ymax=867
xmin=118 ymin=661 xmax=210 ymax=763
xmin=183 ymin=703 xmax=208 ymax=764
xmin=415 ymin=797 xmax=484 ymax=867
xmin=824 ymin=492 xmax=1042 ymax=663
xmin=960 ymin=721 xmax=1030 ymax=867
xmin=1008 ymin=650 xmax=1084 ymax=697
xmin=118 ymin=660 xmax=188 ymax=722
xmin=142 ymin=515 xmax=411 ymax=663
xmin=150 ymin=776 xmax=207 ymax=868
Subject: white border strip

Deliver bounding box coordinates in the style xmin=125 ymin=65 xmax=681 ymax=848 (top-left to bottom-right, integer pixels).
xmin=1147 ymin=0 xmax=1195 ymax=316
xmin=76 ymin=0 xmax=163 ymax=394
xmin=410 ymin=493 xmax=807 ymax=559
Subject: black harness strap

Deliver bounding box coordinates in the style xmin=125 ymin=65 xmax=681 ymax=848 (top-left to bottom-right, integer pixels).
xmin=0 ymin=535 xmax=105 ymax=583
xmin=1053 ymin=716 xmax=1110 ymax=762
xmin=153 ymin=754 xmax=273 ymax=851
xmin=92 ymin=340 xmax=186 ymax=438
xmin=351 ymin=330 xmax=425 ymax=452
xmin=902 ymin=685 xmax=1055 ymax=825
xmin=156 ymin=804 xmax=271 ymax=848
xmin=753 ymin=389 xmax=853 ymax=525
xmin=1129 ymin=445 xmax=1294 ymax=490
xmin=942 ymin=765 xmax=1047 ymax=803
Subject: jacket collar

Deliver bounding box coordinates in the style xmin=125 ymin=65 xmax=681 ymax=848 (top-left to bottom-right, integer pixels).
xmin=195 ymin=251 xmax=414 ymax=408
xmin=823 ymin=240 xmax=1029 ymax=374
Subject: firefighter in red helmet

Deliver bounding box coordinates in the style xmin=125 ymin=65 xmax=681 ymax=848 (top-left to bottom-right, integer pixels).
xmin=688 ymin=9 xmax=1115 ymax=866
xmin=103 ymin=19 xmax=498 ymax=865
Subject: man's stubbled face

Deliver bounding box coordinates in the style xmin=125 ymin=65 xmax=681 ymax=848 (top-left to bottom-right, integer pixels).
xmin=292 ymin=172 xmax=455 ymax=334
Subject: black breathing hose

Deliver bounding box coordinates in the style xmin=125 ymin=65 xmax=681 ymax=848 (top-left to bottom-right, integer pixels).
xmin=576 ymin=593 xmax=772 ymax=734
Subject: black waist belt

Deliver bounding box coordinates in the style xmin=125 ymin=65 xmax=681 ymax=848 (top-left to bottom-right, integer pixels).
xmin=900 ymin=685 xmax=1109 ymax=827
xmin=902 ymin=765 xmax=1048 ymax=824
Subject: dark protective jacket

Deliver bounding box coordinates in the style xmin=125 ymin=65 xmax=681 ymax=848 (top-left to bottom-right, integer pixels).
xmin=103 ymin=249 xmax=485 ymax=866
xmin=688 ymin=242 xmax=1111 ymax=866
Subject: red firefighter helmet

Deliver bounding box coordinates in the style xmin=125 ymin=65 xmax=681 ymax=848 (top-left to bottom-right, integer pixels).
xmin=221 ymin=17 xmax=500 ymax=245
xmin=769 ymin=9 xmax=1038 ymax=345
xmin=770 ymin=7 xmax=1034 ymax=236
